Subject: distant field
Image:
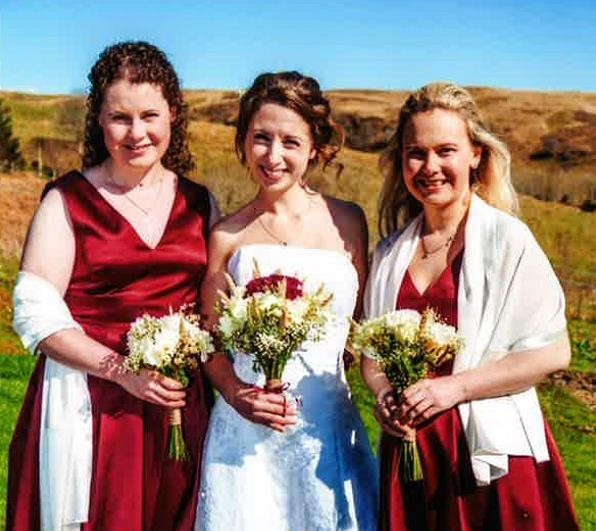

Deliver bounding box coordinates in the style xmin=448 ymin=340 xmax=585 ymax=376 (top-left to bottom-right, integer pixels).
xmin=2 ymin=86 xmax=596 ymax=206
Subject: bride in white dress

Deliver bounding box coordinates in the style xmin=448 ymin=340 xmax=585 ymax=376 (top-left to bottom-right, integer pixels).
xmin=196 ymin=72 xmax=378 ymax=531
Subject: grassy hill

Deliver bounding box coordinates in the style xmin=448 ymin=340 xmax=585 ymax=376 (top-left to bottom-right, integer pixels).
xmin=2 ymin=86 xmax=596 ymax=206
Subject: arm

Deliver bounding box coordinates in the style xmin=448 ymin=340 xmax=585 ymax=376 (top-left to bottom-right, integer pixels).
xmin=403 ymin=219 xmax=571 ymax=424
xmin=208 ymin=190 xmax=222 ymax=229
xmin=19 ymin=188 xmax=185 ymax=408
xmin=401 ymin=336 xmax=571 ymax=425
xmin=200 ymin=228 xmax=296 ymax=432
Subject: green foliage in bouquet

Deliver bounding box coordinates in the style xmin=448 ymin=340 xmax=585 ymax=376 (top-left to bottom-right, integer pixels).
xmin=350 ymin=308 xmax=463 ymax=481
xmin=216 ymin=262 xmax=333 ymax=384
xmin=126 ymin=311 xmax=214 ymax=460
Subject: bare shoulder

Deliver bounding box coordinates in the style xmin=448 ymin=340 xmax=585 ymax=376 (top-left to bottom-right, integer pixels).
xmin=323 ymin=195 xmax=368 ymax=235
xmin=207 ymin=202 xmax=255 ymax=266
xmin=31 ymin=186 xmax=71 ymax=232
xmin=212 ymin=201 xmax=256 ymax=235
xmin=21 ymin=186 xmax=75 ymax=293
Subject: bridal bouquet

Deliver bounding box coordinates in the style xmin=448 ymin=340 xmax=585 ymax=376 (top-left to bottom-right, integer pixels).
xmin=349 ymin=308 xmax=462 ymax=482
xmin=125 ymin=310 xmax=215 ymax=460
xmin=216 ymin=262 xmax=333 ymax=392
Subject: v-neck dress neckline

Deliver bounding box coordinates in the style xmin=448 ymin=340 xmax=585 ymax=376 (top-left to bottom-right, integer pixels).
xmin=74 ymin=170 xmax=180 ymax=251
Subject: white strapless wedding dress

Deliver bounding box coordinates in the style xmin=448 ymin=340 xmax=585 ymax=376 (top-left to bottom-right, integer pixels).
xmin=196 ymin=244 xmax=378 ymax=531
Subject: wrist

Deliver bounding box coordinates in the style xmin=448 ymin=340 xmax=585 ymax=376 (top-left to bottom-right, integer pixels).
xmin=220 ymin=377 xmax=242 ymax=406
xmin=98 ymin=351 xmax=127 ymax=384
xmin=450 ymin=373 xmax=469 ymax=404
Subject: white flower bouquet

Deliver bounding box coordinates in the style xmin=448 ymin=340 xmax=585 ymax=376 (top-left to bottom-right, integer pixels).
xmin=125 ymin=310 xmax=215 ymax=460
xmin=350 ymin=308 xmax=463 ymax=482
xmin=216 ymin=262 xmax=333 ymax=392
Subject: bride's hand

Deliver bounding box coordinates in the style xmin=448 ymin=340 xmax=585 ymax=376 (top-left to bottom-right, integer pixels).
xmin=226 ymin=381 xmax=298 ymax=433
xmin=115 ymin=368 xmax=187 ymax=408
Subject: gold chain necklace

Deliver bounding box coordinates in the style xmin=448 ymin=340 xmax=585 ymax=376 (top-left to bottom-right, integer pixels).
xmin=254 ymin=196 xmax=314 ymax=246
xmin=106 ymin=170 xmax=163 ymax=217
xmin=420 ymin=233 xmax=455 ymax=259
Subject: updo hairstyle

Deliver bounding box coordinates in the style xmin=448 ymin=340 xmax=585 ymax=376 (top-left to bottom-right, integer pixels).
xmin=235 ymin=71 xmax=344 ymax=176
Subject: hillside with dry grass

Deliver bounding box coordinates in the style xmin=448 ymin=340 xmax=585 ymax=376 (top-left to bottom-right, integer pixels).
xmin=1 ymin=87 xmax=594 ymax=319
xmin=2 ymin=87 xmax=595 ymax=207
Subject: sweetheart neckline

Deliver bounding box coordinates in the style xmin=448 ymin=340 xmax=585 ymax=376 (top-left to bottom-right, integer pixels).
xmin=226 ymin=243 xmax=358 ymax=278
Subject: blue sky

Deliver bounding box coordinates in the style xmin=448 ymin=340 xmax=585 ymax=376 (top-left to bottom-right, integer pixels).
xmin=1 ymin=0 xmax=595 ymax=94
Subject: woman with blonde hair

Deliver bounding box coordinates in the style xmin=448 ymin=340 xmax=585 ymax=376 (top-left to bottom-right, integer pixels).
xmin=361 ymin=82 xmax=578 ymax=530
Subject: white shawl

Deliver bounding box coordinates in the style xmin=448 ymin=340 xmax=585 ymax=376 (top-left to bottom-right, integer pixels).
xmin=364 ymin=195 xmax=567 ymax=485
xmin=13 ymin=271 xmax=91 ymax=531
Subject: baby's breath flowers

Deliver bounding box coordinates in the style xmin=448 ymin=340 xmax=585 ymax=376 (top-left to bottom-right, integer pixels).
xmin=216 ymin=262 xmax=333 ymax=392
xmin=350 ymin=308 xmax=463 ymax=482
xmin=125 ymin=310 xmax=214 ymax=460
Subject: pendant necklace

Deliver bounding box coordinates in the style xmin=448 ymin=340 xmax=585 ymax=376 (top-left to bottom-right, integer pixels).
xmin=257 ymin=214 xmax=289 ymax=246
xmin=106 ymin=170 xmax=164 ymax=219
xmin=420 ymin=232 xmax=455 ymax=259
xmin=254 ymin=195 xmax=314 ymax=247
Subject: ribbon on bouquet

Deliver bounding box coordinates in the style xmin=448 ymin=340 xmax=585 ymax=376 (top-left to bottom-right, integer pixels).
xmin=256 ymin=380 xmax=303 ymax=416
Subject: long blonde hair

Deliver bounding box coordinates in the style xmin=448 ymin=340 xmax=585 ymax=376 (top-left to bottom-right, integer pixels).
xmin=378 ymin=82 xmax=518 ymax=238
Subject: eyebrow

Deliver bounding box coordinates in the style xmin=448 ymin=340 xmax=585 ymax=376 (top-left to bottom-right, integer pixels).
xmin=105 ymin=106 xmax=161 ymax=114
xmin=252 ymin=129 xmax=306 ymax=141
xmin=404 ymin=142 xmax=458 ymax=149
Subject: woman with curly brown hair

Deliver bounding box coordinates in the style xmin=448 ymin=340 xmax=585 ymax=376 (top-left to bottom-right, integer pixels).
xmin=8 ymin=41 xmax=217 ymax=530
xmin=195 ymin=72 xmax=378 ymax=530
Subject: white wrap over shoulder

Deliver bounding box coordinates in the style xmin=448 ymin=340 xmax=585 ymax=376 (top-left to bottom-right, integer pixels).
xmin=364 ymin=195 xmax=567 ymax=485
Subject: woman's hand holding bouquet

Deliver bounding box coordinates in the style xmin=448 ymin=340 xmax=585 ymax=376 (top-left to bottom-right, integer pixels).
xmin=125 ymin=310 xmax=214 ymax=460
xmin=350 ymin=308 xmax=462 ymax=482
xmin=215 ymin=261 xmax=333 ymax=428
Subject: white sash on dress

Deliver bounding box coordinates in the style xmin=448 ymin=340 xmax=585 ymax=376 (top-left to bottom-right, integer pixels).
xmin=13 ymin=271 xmax=91 ymax=530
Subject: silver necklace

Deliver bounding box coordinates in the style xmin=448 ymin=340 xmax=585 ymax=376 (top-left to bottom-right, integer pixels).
xmin=256 ymin=213 xmax=289 ymax=246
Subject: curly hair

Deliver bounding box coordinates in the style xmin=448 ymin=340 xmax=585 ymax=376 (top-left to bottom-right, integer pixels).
xmin=378 ymin=82 xmax=518 ymax=238
xmin=235 ymin=71 xmax=344 ymax=176
xmin=82 ymin=41 xmax=194 ymax=176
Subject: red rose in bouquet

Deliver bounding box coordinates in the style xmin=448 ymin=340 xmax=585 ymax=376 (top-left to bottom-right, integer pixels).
xmin=245 ymin=274 xmax=304 ymax=300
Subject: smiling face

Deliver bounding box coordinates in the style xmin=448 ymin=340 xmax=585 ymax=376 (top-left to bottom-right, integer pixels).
xmin=401 ymin=108 xmax=481 ymax=211
xmin=98 ymin=79 xmax=173 ymax=173
xmin=244 ymin=102 xmax=316 ymax=193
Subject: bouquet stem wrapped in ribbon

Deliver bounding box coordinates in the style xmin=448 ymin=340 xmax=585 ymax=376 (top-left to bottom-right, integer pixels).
xmin=350 ymin=308 xmax=463 ymax=482
xmin=216 ymin=260 xmax=333 ymax=394
xmin=125 ymin=310 xmax=214 ymax=460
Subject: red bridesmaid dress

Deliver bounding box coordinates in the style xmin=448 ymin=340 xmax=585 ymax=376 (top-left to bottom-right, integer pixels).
xmin=379 ymin=252 xmax=579 ymax=531
xmin=7 ymin=171 xmax=213 ymax=531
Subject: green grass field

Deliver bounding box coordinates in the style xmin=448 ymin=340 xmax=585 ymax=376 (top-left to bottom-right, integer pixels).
xmin=0 ymin=200 xmax=594 ymax=528
xmin=0 ymin=336 xmax=594 ymax=529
